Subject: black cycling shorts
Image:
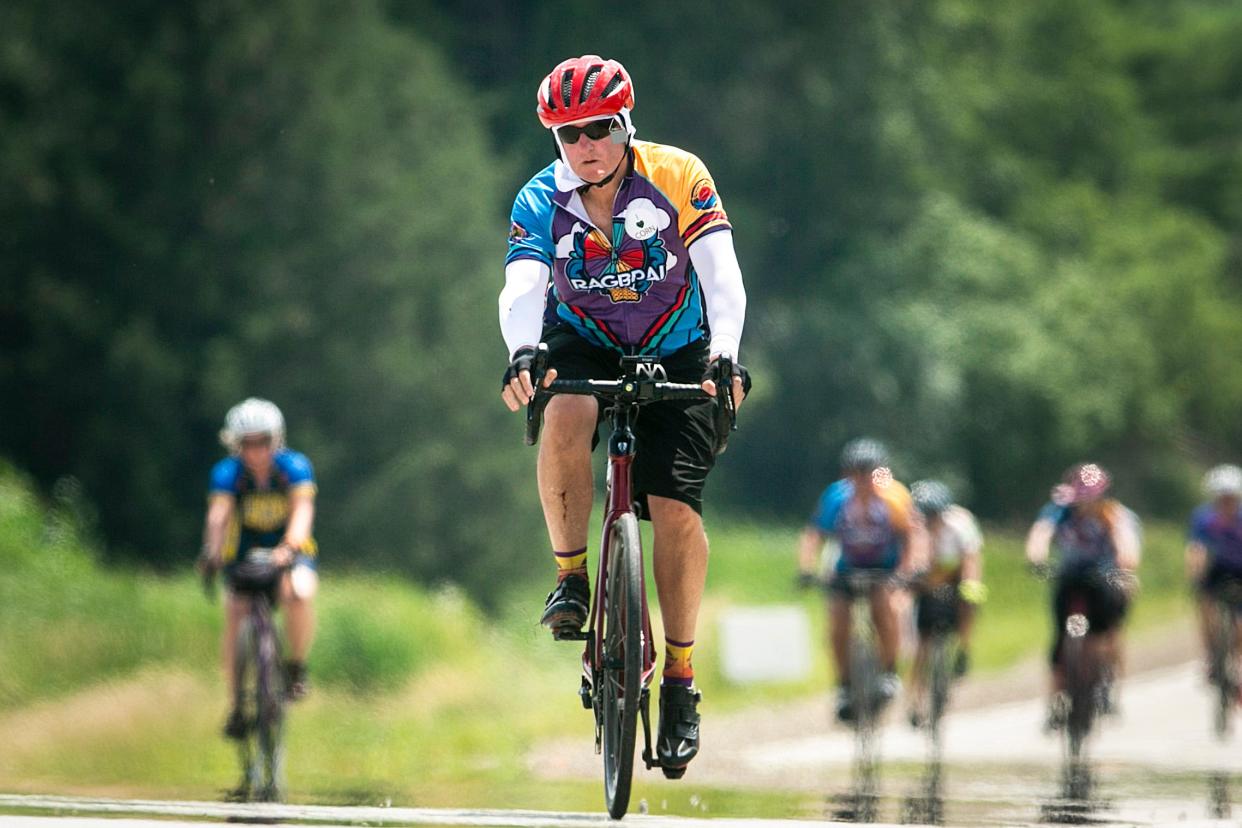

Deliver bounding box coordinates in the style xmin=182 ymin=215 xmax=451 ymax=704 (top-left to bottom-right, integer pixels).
xmin=1050 ymin=562 xmax=1129 ymax=665
xmin=916 ymin=585 xmax=963 ymax=635
xmin=541 ymin=324 xmax=716 ymax=519
xmin=1199 ymin=562 xmax=1242 ymax=603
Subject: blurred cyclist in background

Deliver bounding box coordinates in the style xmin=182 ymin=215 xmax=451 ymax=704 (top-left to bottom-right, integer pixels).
xmin=197 ymin=398 xmax=319 ymax=739
xmin=1186 ymin=464 xmax=1242 ymax=678
xmin=1026 ymin=462 xmax=1139 ymax=727
xmin=906 ymin=479 xmax=985 ymax=728
xmin=797 ymin=438 xmax=928 ymax=722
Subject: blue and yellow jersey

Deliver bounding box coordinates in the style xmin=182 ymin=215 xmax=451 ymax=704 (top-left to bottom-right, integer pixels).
xmin=811 ymin=478 xmax=915 ymax=570
xmin=208 ymin=448 xmax=317 ymax=562
xmin=506 ymin=140 xmax=731 ymax=356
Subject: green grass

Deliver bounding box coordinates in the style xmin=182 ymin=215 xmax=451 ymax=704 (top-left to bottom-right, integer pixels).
xmin=0 ymin=461 xmax=1198 ymax=808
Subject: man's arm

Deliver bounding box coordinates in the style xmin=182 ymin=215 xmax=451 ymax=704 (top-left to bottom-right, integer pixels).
xmin=201 ymin=493 xmax=234 ymax=567
xmin=798 ymin=526 xmax=826 ymax=577
xmin=687 ymin=230 xmax=746 ymax=361
xmin=1025 ymin=519 xmax=1055 ymax=566
xmin=1186 ymin=539 xmax=1208 ymax=582
xmin=283 ymin=490 xmax=315 ymax=552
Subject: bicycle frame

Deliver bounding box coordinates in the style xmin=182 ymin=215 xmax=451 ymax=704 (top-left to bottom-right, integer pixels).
xmin=587 ymin=402 xmax=658 ymax=691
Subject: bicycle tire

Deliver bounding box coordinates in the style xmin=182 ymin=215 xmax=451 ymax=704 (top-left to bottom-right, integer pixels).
xmin=1211 ymin=602 xmax=1234 ymax=739
xmin=927 ymin=634 xmax=952 ymax=747
xmin=848 ymin=617 xmax=879 ymax=822
xmin=233 ymin=621 xmax=259 ymax=801
xmin=1062 ymin=625 xmax=1094 ymax=761
xmin=601 ymin=513 xmax=642 ymax=820
xmin=253 ymin=601 xmax=286 ymax=802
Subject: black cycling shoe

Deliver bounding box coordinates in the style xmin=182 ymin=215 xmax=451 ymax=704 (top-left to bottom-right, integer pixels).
xmin=540 ymin=573 xmax=590 ymax=639
xmin=656 ymin=684 xmax=701 ymax=778
xmin=285 ymin=661 xmax=309 ymax=702
xmin=835 ymin=686 xmax=855 ymax=723
xmin=223 ymin=708 xmax=248 ymax=740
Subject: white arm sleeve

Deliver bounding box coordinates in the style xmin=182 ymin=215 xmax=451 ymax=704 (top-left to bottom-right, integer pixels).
xmin=688 ymin=230 xmax=747 ymax=359
xmin=498 ymin=258 xmax=550 ymax=359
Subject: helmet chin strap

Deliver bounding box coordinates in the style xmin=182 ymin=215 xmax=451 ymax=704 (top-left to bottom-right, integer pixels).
xmin=585 ymin=142 xmax=631 ymax=189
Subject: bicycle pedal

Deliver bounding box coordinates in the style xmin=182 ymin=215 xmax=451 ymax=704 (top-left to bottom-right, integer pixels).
xmin=552 ymin=626 xmax=589 ymax=641
xmin=661 ymin=765 xmax=687 ymax=780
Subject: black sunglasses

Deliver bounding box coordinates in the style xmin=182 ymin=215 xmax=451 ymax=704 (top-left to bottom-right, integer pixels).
xmin=556 ymin=118 xmax=620 ymax=145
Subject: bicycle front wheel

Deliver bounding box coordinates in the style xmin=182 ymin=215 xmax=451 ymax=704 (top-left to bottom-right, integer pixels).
xmin=1211 ymin=603 xmax=1235 ymax=740
xmin=252 ymin=602 xmax=286 ymax=802
xmin=601 ymin=513 xmax=642 ymax=820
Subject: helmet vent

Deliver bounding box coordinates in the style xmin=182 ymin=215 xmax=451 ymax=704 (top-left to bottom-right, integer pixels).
xmin=580 ymin=64 xmax=604 ymax=102
xmin=600 ymin=72 xmax=623 ymax=99
xmin=560 ymin=69 xmax=575 ymax=108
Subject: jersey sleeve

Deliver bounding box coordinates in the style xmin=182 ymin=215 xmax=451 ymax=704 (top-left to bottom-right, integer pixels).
xmin=949 ymin=506 xmax=984 ymax=553
xmin=505 ymin=166 xmax=557 ymax=267
xmin=879 ymin=480 xmax=915 ymax=535
xmin=208 ymin=458 xmax=240 ymax=496
xmin=1037 ymin=502 xmax=1065 ymax=525
xmin=1189 ymin=506 xmax=1211 ymax=544
xmin=810 ymin=479 xmax=850 ymax=534
xmin=675 ymin=153 xmax=731 ymax=248
xmin=278 ymin=450 xmax=317 ymax=495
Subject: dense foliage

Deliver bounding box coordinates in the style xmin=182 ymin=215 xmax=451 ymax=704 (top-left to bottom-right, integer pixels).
xmin=3 ymin=0 xmax=1240 ymax=595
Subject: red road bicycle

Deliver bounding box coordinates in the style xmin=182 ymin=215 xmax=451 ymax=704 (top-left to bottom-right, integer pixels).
xmin=525 ymin=344 xmax=736 ymax=819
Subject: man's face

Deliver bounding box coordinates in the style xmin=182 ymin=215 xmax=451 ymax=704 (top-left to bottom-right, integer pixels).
xmin=557 ymin=117 xmax=626 ymax=184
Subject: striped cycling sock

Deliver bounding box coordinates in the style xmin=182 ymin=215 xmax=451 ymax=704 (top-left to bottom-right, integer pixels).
xmin=662 ymin=637 xmax=695 ymax=687
xmin=554 ymin=547 xmax=588 ymax=580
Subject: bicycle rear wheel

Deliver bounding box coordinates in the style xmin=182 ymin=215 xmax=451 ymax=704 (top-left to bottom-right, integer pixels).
xmin=601 ymin=513 xmax=642 ymax=820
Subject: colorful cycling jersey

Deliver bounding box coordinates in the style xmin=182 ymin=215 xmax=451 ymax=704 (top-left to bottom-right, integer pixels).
xmin=1190 ymin=503 xmax=1242 ymax=569
xmin=1038 ymin=500 xmax=1131 ymax=568
xmin=811 ymin=478 xmax=915 ymax=570
xmin=928 ymin=505 xmax=983 ymax=581
xmin=208 ymin=449 xmax=317 ymax=562
xmin=506 ymin=140 xmax=731 ymax=356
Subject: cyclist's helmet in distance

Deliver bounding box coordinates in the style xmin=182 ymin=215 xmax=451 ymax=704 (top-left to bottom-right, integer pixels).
xmin=840 ymin=437 xmax=890 ymax=475
xmin=536 ymin=55 xmax=634 ymax=128
xmin=911 ymin=479 xmax=954 ymax=517
xmin=220 ymin=397 xmax=285 ymax=453
xmin=1060 ymin=462 xmax=1111 ymax=504
xmin=1204 ymin=464 xmax=1242 ymax=500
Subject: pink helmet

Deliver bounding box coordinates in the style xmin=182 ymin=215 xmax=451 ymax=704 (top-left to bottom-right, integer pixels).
xmin=1054 ymin=462 xmax=1112 ymax=505
xmin=536 ymin=55 xmax=634 ymax=128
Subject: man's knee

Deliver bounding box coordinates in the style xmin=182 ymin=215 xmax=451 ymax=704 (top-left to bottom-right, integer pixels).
xmin=543 ymin=396 xmax=597 ymax=450
xmin=648 ymin=495 xmax=702 ymax=529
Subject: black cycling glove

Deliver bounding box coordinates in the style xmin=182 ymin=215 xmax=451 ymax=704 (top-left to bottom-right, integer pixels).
xmin=502 ymin=346 xmax=538 ymax=390
xmin=702 ymin=357 xmax=753 ymax=396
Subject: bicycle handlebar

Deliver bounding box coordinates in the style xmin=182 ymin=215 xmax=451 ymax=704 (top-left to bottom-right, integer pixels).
xmin=523 ymin=343 xmax=737 ymax=447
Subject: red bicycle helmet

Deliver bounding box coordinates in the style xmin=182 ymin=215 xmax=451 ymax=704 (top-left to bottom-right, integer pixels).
xmin=536 ymin=55 xmax=634 ymax=128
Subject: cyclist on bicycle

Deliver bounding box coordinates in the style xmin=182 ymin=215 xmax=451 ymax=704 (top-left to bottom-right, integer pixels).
xmin=498 ymin=55 xmax=749 ymax=776
xmin=906 ymin=479 xmax=985 ymax=728
xmin=797 ymin=438 xmax=927 ymax=722
xmin=1025 ymin=462 xmax=1139 ymax=727
xmin=1186 ymin=464 xmax=1242 ymax=679
xmin=197 ymin=398 xmax=320 ymax=739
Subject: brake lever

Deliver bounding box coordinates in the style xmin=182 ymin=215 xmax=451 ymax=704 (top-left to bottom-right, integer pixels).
xmin=524 ymin=344 xmax=551 ymax=446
